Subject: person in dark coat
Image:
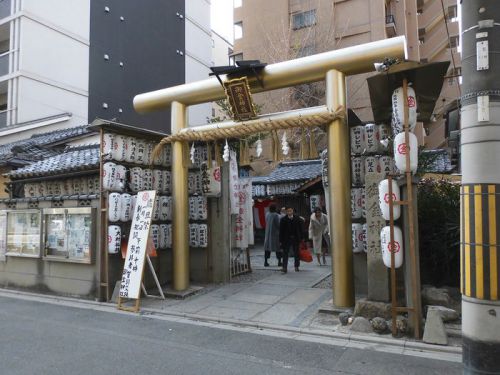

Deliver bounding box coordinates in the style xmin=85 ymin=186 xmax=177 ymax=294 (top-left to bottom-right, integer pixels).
xmin=263 ymin=204 xmax=282 ymax=267
xmin=279 ymin=207 xmax=303 ymax=273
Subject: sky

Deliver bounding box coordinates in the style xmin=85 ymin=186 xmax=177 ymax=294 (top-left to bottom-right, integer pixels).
xmin=211 ymin=0 xmax=234 ymax=43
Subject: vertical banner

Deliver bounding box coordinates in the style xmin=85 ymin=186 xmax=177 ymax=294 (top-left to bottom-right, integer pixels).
xmin=0 ymin=212 xmax=5 ymax=262
xmin=229 ymin=150 xmax=239 ymax=215
xmin=119 ymin=190 xmax=156 ymax=300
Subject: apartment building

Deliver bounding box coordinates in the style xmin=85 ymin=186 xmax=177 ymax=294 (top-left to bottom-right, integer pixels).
xmin=0 ymin=0 xmax=212 ymax=144
xmin=232 ymin=0 xmax=460 ymax=157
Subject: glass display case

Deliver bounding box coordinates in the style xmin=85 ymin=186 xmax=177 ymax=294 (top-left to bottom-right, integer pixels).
xmin=5 ymin=210 xmax=42 ymax=257
xmin=43 ymin=208 xmax=94 ymax=263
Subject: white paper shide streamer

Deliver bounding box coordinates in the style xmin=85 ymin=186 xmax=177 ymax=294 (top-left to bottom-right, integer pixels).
xmin=255 ymin=139 xmax=263 ymax=158
xmin=223 ymin=139 xmax=230 ymax=162
xmin=281 ymin=132 xmax=289 ymax=156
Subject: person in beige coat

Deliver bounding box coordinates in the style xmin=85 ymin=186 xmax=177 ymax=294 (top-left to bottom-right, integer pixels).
xmin=308 ymin=207 xmax=329 ymax=265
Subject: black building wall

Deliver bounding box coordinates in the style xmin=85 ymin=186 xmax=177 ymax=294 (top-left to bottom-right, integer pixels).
xmin=88 ymin=0 xmax=185 ymax=133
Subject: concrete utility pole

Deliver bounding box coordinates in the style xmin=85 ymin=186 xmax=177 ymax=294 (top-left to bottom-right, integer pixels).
xmin=461 ymin=1 xmax=500 ymax=373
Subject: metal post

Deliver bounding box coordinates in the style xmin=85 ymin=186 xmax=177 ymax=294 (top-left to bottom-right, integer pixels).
xmin=461 ymin=1 xmax=500 ymax=373
xmin=326 ymin=69 xmax=354 ymax=308
xmin=171 ymin=101 xmax=190 ymax=291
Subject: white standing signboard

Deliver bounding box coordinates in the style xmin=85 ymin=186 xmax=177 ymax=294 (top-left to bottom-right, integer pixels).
xmin=119 ymin=190 xmax=156 ymax=301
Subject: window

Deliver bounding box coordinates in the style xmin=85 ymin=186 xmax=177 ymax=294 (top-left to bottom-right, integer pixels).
xmin=5 ymin=210 xmax=42 ymax=257
xmin=229 ymin=53 xmax=243 ymax=66
xmin=234 ymin=22 xmax=243 ymax=39
xmin=43 ymin=208 xmax=94 ymax=263
xmin=447 ymin=5 xmax=458 ymax=22
xmin=292 ymin=10 xmax=316 ymax=30
xmin=234 ymin=0 xmax=242 ymax=7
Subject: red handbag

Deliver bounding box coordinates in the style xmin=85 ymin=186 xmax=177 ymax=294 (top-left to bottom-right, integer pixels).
xmin=299 ymin=241 xmax=313 ymax=263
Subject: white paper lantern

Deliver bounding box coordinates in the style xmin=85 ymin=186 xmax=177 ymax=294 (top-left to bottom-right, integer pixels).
xmin=143 ymin=142 xmax=154 ymax=166
xmin=351 ymin=188 xmax=363 ymax=219
xmin=102 ymin=162 xmax=117 ymax=191
xmin=189 ymin=224 xmax=199 ymax=247
xmin=112 ymin=134 xmax=126 ymax=161
xmin=352 ymin=223 xmax=363 ymax=253
xmin=365 ymin=156 xmax=378 ymax=174
xmin=142 ymin=169 xmax=153 ymax=190
xmin=151 ymin=224 xmax=160 ymax=249
xmin=350 ymin=125 xmax=366 ymax=154
xmin=120 ymin=193 xmax=132 ymax=222
xmin=364 ymin=123 xmax=379 ymax=154
xmin=159 ymin=224 xmax=172 ymax=248
xmin=351 ymin=157 xmax=365 ymax=185
xmin=135 ymin=139 xmax=146 ymax=164
xmin=394 ymin=132 xmax=418 ymax=173
xmin=391 ymin=86 xmax=417 ymax=134
xmin=380 ymin=225 xmax=403 ymax=268
xmin=102 ymin=133 xmax=114 ymax=160
xmin=378 ymin=179 xmax=401 ymax=221
xmin=378 ymin=155 xmax=395 ymax=177
xmin=108 ymin=193 xmax=121 ymax=222
xmin=163 ymin=144 xmax=172 ymax=167
xmin=162 ymin=170 xmax=171 ymax=193
xmin=255 ymin=139 xmax=263 ymax=158
xmin=114 ymin=164 xmax=127 ymax=191
xmin=108 ymin=225 xmax=121 ymax=254
xmin=124 ymin=136 xmax=137 ymax=163
xmin=198 ymin=224 xmax=208 ymax=248
xmin=159 ymin=224 xmax=168 ymax=249
xmin=129 ymin=167 xmax=143 ymax=192
xmin=189 ymin=197 xmax=197 ymax=220
xmin=152 ymin=169 xmax=163 ymax=191
xmin=361 ymin=188 xmax=366 ymax=219
xmin=197 ymin=196 xmax=208 ymax=220
xmin=152 ymin=196 xmax=161 ymax=221
xmin=159 ymin=196 xmax=172 ymax=221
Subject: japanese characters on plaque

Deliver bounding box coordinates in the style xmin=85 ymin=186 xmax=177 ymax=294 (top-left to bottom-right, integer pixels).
xmin=119 ymin=190 xmax=156 ymax=300
xmin=223 ymin=77 xmax=257 ymax=121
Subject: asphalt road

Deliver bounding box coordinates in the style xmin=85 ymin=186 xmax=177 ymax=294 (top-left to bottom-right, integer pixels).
xmin=0 ymin=295 xmax=461 ymax=375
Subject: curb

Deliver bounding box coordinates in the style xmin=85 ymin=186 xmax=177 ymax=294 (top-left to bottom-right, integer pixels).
xmin=0 ymin=287 xmax=462 ymax=360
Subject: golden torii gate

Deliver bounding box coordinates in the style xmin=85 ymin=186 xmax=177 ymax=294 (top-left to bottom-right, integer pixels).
xmin=133 ymin=36 xmax=407 ymax=308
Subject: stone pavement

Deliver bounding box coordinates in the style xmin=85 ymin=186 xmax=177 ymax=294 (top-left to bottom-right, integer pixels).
xmin=141 ymin=248 xmax=333 ymax=328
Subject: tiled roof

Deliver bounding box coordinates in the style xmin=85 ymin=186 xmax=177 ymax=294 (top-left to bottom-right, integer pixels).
xmin=0 ymin=125 xmax=93 ymax=166
xmin=252 ymin=159 xmax=322 ymax=184
xmin=8 ymin=144 xmax=100 ymax=179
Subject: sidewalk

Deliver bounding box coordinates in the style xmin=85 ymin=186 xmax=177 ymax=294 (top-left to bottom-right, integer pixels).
xmin=141 ymin=248 xmax=332 ymax=327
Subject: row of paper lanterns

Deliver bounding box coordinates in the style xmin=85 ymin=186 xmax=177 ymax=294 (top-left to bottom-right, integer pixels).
xmin=351 ymin=156 xmax=395 ymax=185
xmin=102 ymin=133 xmax=172 ymax=167
xmin=369 ymin=86 xmax=418 ymax=268
xmin=108 ymin=224 xmax=173 ymax=254
xmin=102 ymin=162 xmax=172 ymax=193
xmin=24 ymin=176 xmax=100 ymax=197
xmin=350 ymin=123 xmax=391 ymax=155
xmin=108 ymin=194 xmax=208 ymax=223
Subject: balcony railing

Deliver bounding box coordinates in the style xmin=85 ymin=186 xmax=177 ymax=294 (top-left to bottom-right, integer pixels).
xmin=0 ymin=51 xmax=10 ymax=76
xmin=0 ymin=109 xmax=12 ymax=128
xmin=385 ymin=14 xmax=397 ymax=37
xmin=0 ymin=0 xmax=11 ymax=19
